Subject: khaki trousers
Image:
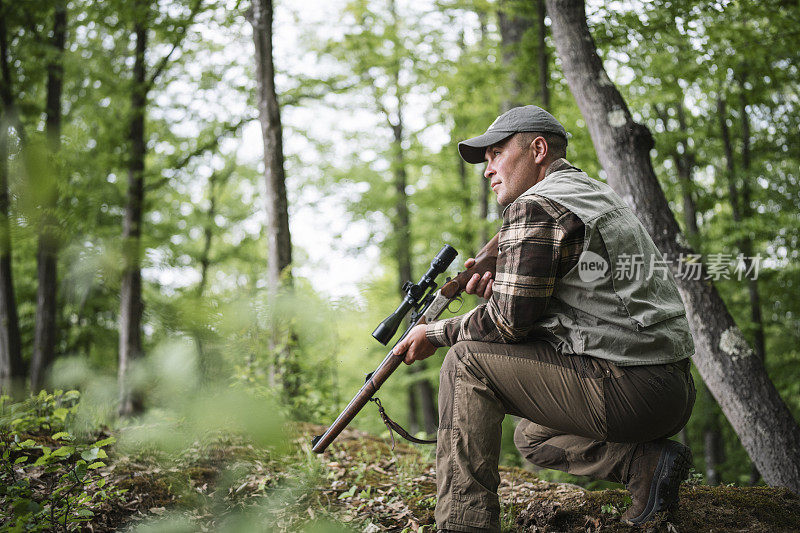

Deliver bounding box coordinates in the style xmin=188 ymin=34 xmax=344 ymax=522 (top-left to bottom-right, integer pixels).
xmin=435 ymin=340 xmax=695 ymax=532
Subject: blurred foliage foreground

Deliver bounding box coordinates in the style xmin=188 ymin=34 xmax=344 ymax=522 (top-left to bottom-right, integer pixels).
xmin=3 ymin=391 xmax=800 ymax=532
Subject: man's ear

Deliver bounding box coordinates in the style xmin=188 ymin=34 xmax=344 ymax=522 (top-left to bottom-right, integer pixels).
xmin=531 ymin=136 xmax=549 ymax=164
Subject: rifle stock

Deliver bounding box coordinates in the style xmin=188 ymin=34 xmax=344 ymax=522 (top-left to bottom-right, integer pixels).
xmin=311 ymin=235 xmax=499 ymax=454
xmin=440 ymin=233 xmax=499 ymax=299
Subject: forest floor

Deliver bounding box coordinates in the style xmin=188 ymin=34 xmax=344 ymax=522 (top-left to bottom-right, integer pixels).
xmin=63 ymin=424 xmax=800 ymax=532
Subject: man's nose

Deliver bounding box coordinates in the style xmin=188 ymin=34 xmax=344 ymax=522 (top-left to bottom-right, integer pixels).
xmin=484 ymin=163 xmax=495 ymax=179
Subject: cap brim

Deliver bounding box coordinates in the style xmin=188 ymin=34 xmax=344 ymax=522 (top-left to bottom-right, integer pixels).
xmin=458 ymin=131 xmax=514 ymax=164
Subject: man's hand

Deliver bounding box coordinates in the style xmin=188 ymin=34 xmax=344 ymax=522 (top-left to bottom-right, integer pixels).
xmin=393 ymin=320 xmax=437 ymax=365
xmin=464 ymin=257 xmax=494 ymax=299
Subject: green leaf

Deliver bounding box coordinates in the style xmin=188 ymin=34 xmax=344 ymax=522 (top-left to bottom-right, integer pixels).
xmin=87 ymin=461 xmax=106 ymax=469
xmin=80 ymin=447 xmax=100 ymax=461
xmin=52 ymin=407 xmax=69 ymax=420
xmin=51 ymin=431 xmax=70 ymax=440
xmin=19 ymin=439 xmax=36 ymax=448
xmin=93 ymin=437 xmax=116 ymax=448
xmin=338 ymin=485 xmax=358 ymax=499
xmin=51 ymin=445 xmax=74 ymax=458
xmin=14 ymin=456 xmax=28 ymax=464
xmin=75 ymin=460 xmax=88 ymax=480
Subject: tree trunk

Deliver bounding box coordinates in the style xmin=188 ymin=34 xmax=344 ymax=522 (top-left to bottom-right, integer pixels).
xmin=194 ymin=167 xmax=221 ymax=381
xmin=546 ymin=0 xmax=800 ymax=493
xmin=31 ymin=0 xmax=66 ymax=391
xmin=393 ymin=108 xmax=437 ymax=436
xmin=536 ymin=0 xmax=550 ymax=110
xmin=704 ymin=420 xmax=724 ymax=485
xmin=376 ymin=0 xmax=436 ymax=436
xmin=736 ymin=92 xmax=765 ymax=365
xmin=249 ymin=0 xmax=299 ymax=406
xmin=458 ymin=157 xmax=475 ymax=257
xmin=0 ymin=15 xmax=23 ymax=393
xmin=498 ymin=1 xmax=531 ymax=111
xmin=249 ymin=0 xmax=292 ymax=290
xmin=674 ymin=103 xmax=699 ymax=238
xmin=719 ymin=93 xmax=767 ymax=486
xmin=737 ymin=89 xmax=766 ymax=485
xmin=478 ymin=12 xmax=491 ymax=246
xmin=119 ymin=21 xmax=147 ymax=416
xmin=654 ymin=102 xmax=709 ymax=464
xmin=654 ymin=103 xmax=699 ymax=239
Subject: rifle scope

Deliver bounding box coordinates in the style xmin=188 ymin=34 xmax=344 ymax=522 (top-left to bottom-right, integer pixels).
xmin=372 ymin=244 xmax=458 ymax=345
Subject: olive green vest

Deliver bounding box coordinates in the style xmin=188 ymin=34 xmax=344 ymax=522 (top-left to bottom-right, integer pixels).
xmin=518 ymin=166 xmax=694 ymax=366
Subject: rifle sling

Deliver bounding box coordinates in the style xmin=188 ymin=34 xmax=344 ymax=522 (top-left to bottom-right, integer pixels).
xmin=370 ymin=397 xmax=436 ymax=449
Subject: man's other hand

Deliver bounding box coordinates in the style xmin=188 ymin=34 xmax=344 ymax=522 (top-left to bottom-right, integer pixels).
xmin=464 ymin=257 xmax=494 ymax=299
xmin=393 ymin=321 xmax=437 ymax=365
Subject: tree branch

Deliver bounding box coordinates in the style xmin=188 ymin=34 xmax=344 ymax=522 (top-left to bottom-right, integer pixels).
xmin=145 ymin=116 xmax=252 ymax=192
xmin=146 ymin=0 xmax=204 ymax=90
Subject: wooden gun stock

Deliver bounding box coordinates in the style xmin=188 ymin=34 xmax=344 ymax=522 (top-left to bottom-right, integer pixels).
xmin=440 ymin=233 xmax=499 ymax=299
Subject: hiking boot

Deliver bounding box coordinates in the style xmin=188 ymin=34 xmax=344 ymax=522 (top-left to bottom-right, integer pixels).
xmin=622 ymin=439 xmax=692 ymax=525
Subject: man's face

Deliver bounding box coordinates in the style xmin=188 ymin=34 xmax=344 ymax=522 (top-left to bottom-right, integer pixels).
xmin=484 ymin=136 xmax=540 ymax=207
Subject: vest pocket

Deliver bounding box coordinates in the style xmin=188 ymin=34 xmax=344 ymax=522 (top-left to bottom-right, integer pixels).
xmin=596 ymin=210 xmax=686 ymax=330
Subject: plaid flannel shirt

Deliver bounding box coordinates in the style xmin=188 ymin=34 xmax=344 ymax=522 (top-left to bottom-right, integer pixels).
xmin=426 ymin=159 xmax=585 ymax=347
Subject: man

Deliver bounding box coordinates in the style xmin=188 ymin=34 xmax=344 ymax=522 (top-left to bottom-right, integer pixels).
xmin=393 ymin=105 xmax=695 ymax=532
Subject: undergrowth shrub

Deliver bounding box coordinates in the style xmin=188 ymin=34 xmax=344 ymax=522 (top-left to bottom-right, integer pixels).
xmin=0 ymin=390 xmax=124 ymax=532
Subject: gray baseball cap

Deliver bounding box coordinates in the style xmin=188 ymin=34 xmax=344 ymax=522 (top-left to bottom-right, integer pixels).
xmin=458 ymin=105 xmax=568 ymax=164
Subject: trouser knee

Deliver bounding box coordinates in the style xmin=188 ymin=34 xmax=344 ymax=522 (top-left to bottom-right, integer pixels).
xmin=514 ymin=419 xmax=538 ymax=456
xmin=514 ymin=419 xmax=568 ymax=471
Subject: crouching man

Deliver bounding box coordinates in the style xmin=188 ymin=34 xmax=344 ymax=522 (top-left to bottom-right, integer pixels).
xmin=394 ymin=105 xmax=695 ymax=531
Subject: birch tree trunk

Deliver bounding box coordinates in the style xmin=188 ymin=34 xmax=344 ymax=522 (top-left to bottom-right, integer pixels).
xmin=249 ymin=0 xmax=292 ymax=289
xmin=0 ymin=15 xmax=23 ymax=392
xmin=119 ymin=21 xmax=147 ymax=416
xmin=546 ymin=0 xmax=800 ymax=493
xmin=31 ymin=0 xmax=66 ymax=391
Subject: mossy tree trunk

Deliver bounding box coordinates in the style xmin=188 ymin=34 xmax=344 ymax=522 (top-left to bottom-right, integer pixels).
xmin=546 ymin=0 xmax=800 ymax=493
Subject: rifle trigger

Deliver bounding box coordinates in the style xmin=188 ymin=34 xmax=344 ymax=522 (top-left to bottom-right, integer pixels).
xmin=447 ymin=295 xmax=464 ymax=314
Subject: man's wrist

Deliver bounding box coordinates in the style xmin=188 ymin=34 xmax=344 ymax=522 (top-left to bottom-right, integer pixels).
xmin=425 ymin=319 xmax=451 ymax=348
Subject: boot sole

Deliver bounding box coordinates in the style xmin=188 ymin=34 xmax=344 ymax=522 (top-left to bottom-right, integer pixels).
xmin=627 ymin=441 xmax=692 ymax=525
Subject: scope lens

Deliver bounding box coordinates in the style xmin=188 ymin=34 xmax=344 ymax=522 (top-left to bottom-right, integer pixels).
xmin=431 ymin=245 xmax=458 ymax=274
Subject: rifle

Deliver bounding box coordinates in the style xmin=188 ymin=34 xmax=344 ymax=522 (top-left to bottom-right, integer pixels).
xmin=311 ymin=234 xmax=500 ymax=454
